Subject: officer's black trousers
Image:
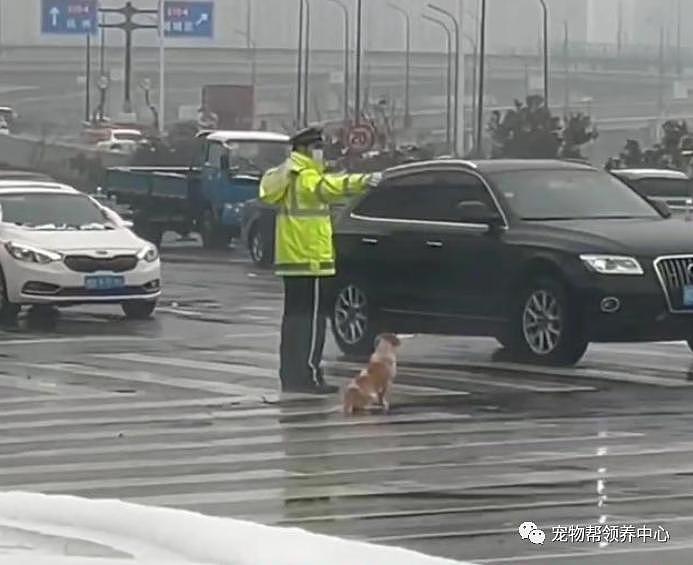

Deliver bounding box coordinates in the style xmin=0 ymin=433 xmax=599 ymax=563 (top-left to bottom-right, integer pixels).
xmin=280 ymin=276 xmax=329 ymax=388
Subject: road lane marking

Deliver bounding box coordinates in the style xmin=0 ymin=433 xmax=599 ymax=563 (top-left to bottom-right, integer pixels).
xmin=224 ymin=332 xmax=278 ymax=339
xmin=0 ymin=373 xmax=99 ymax=395
xmin=93 ymin=353 xmax=278 ymax=379
xmin=0 ymin=432 xmax=638 ymax=477
xmin=0 ymin=417 xmax=532 ymax=448
xmin=329 ymin=361 xmax=595 ymax=393
xmin=17 ymin=362 xmax=275 ymax=397
xmin=91 ymin=354 xmax=468 ymax=397
xmin=20 ymin=469 xmax=292 ymax=493
xmin=422 ymin=358 xmax=693 ymax=387
xmin=0 ymin=336 xmax=156 ymax=345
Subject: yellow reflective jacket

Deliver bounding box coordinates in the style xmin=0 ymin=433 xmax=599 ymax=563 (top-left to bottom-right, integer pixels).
xmin=259 ymin=152 xmax=369 ymax=277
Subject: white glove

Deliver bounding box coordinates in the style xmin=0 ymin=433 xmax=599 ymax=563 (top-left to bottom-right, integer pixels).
xmin=367 ymin=172 xmax=383 ymax=188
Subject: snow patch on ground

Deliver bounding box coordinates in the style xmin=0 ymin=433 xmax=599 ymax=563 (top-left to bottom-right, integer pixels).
xmin=0 ymin=492 xmax=473 ymax=565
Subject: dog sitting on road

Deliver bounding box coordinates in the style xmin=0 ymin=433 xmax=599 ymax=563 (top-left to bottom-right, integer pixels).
xmin=343 ymin=333 xmax=401 ymax=415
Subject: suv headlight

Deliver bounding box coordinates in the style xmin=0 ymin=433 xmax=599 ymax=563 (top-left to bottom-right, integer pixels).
xmin=137 ymin=244 xmax=159 ymax=263
xmin=580 ymin=254 xmax=644 ymax=275
xmin=4 ymin=242 xmax=62 ymax=264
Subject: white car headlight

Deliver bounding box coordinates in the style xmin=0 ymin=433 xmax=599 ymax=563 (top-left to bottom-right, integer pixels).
xmin=4 ymin=242 xmax=62 ymax=264
xmin=580 ymin=254 xmax=644 ymax=275
xmin=137 ymin=244 xmax=159 ymax=263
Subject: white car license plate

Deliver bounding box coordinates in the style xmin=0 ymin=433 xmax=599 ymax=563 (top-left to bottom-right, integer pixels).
xmin=85 ymin=275 xmax=125 ymax=291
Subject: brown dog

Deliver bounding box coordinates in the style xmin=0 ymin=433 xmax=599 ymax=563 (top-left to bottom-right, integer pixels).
xmin=343 ymin=333 xmax=401 ymax=415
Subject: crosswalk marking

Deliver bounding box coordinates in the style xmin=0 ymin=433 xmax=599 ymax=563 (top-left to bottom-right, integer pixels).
xmin=17 ymin=363 xmax=275 ymax=397
xmin=94 ymin=353 xmax=277 ymax=379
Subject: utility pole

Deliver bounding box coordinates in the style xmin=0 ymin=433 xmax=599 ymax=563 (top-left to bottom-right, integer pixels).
xmin=659 ymin=25 xmax=665 ymax=138
xmin=303 ymin=0 xmax=311 ymax=127
xmin=424 ymin=15 xmax=453 ymax=153
xmin=538 ymin=0 xmax=549 ymax=108
xmin=617 ymin=0 xmax=623 ymax=55
xmin=388 ymin=3 xmax=412 ymax=129
xmin=563 ymin=20 xmax=569 ymax=117
xmin=158 ymin=0 xmax=165 ymax=135
xmin=296 ymin=0 xmax=304 ymax=126
xmin=99 ymin=2 xmax=158 ymax=115
xmin=355 ymin=0 xmax=363 ymax=125
xmin=326 ymin=0 xmax=350 ymax=126
xmin=677 ymin=0 xmax=682 ymax=75
xmin=85 ymin=33 xmax=92 ymax=122
xmin=476 ymin=0 xmax=486 ymax=156
xmin=429 ymin=4 xmax=461 ymax=154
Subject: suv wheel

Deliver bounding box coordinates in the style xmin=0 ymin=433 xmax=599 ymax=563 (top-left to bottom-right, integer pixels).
xmin=507 ymin=277 xmax=588 ymax=366
xmin=249 ymin=226 xmax=271 ymax=267
xmin=331 ymin=281 xmax=380 ymax=357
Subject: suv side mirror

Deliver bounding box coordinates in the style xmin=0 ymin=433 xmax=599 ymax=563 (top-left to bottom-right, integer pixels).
xmin=649 ymin=198 xmax=672 ymax=218
xmin=456 ymin=200 xmax=503 ymax=226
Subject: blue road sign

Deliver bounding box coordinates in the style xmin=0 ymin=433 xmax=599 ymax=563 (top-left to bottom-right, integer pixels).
xmin=41 ymin=0 xmax=98 ymax=35
xmin=164 ymin=1 xmax=214 ymax=38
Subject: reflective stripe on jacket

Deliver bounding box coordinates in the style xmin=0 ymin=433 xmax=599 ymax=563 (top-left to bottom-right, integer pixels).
xmin=259 ymin=152 xmax=369 ymax=277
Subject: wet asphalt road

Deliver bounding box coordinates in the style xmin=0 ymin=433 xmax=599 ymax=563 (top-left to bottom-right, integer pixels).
xmin=3 ymin=243 xmax=693 ymax=563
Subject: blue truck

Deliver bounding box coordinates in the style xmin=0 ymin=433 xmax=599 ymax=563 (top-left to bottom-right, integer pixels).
xmin=104 ymin=130 xmax=290 ymax=248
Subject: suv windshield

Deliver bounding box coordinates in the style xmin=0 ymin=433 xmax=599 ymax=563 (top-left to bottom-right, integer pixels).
xmin=489 ymin=169 xmax=661 ymax=220
xmin=0 ymin=193 xmax=109 ymax=228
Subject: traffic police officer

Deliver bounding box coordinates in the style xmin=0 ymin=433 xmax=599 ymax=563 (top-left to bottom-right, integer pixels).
xmin=259 ymin=127 xmax=377 ymax=394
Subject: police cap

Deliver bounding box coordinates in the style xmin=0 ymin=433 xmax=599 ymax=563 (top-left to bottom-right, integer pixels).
xmin=290 ymin=127 xmax=324 ymax=149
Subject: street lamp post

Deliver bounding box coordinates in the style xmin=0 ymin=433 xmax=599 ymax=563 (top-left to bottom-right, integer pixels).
xmin=476 ymin=0 xmax=487 ymax=156
xmin=462 ymin=31 xmax=478 ymax=155
xmin=325 ymin=0 xmax=350 ymax=126
xmin=235 ymin=28 xmax=257 ymax=122
xmin=429 ymin=4 xmax=461 ymax=154
xmin=303 ymin=0 xmax=311 ymax=127
xmin=423 ymin=14 xmax=453 ymax=153
xmin=85 ymin=33 xmax=92 ymax=123
xmin=388 ymin=3 xmax=411 ymax=129
xmin=158 ymin=0 xmax=165 ymax=135
xmin=354 ymin=0 xmax=363 ymax=125
xmin=296 ymin=0 xmax=304 ymax=126
xmin=538 ymin=0 xmax=549 ymax=107
xmin=99 ymin=2 xmax=158 ymax=115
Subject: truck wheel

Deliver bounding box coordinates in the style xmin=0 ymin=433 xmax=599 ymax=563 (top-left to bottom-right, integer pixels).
xmin=248 ymin=225 xmax=272 ymax=268
xmin=200 ymin=210 xmax=229 ymax=250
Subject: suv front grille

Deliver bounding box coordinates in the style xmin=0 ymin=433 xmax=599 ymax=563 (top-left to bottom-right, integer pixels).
xmin=655 ymin=256 xmax=693 ymax=312
xmin=64 ymin=255 xmax=138 ymax=273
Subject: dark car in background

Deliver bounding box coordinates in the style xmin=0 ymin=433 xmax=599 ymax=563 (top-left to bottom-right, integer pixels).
xmin=328 ymin=159 xmax=693 ymax=365
xmin=241 ymin=198 xmax=276 ymax=267
xmin=612 ymin=168 xmax=693 ymax=215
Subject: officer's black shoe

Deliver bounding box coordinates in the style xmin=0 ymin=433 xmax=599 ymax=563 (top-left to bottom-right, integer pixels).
xmin=282 ymin=382 xmax=339 ymax=395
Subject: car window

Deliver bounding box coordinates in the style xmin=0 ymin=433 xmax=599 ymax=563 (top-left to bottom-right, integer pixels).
xmin=206 ymin=142 xmax=226 ymax=167
xmin=0 ymin=193 xmax=107 ymax=228
xmin=630 ymin=178 xmax=692 ymax=199
xmin=354 ymin=171 xmax=497 ymax=222
xmin=489 ymin=169 xmax=660 ymax=220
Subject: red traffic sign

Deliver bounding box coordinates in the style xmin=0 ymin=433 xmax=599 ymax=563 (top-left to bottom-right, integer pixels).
xmin=346 ymin=124 xmax=376 ymax=152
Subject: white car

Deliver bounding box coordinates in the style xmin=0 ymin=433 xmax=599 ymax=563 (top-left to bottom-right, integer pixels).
xmin=0 ymin=181 xmax=161 ymax=319
xmin=96 ymin=129 xmax=145 ymax=154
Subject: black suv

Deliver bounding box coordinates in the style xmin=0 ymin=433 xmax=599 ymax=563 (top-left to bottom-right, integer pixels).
xmin=328 ymin=159 xmax=693 ymax=365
